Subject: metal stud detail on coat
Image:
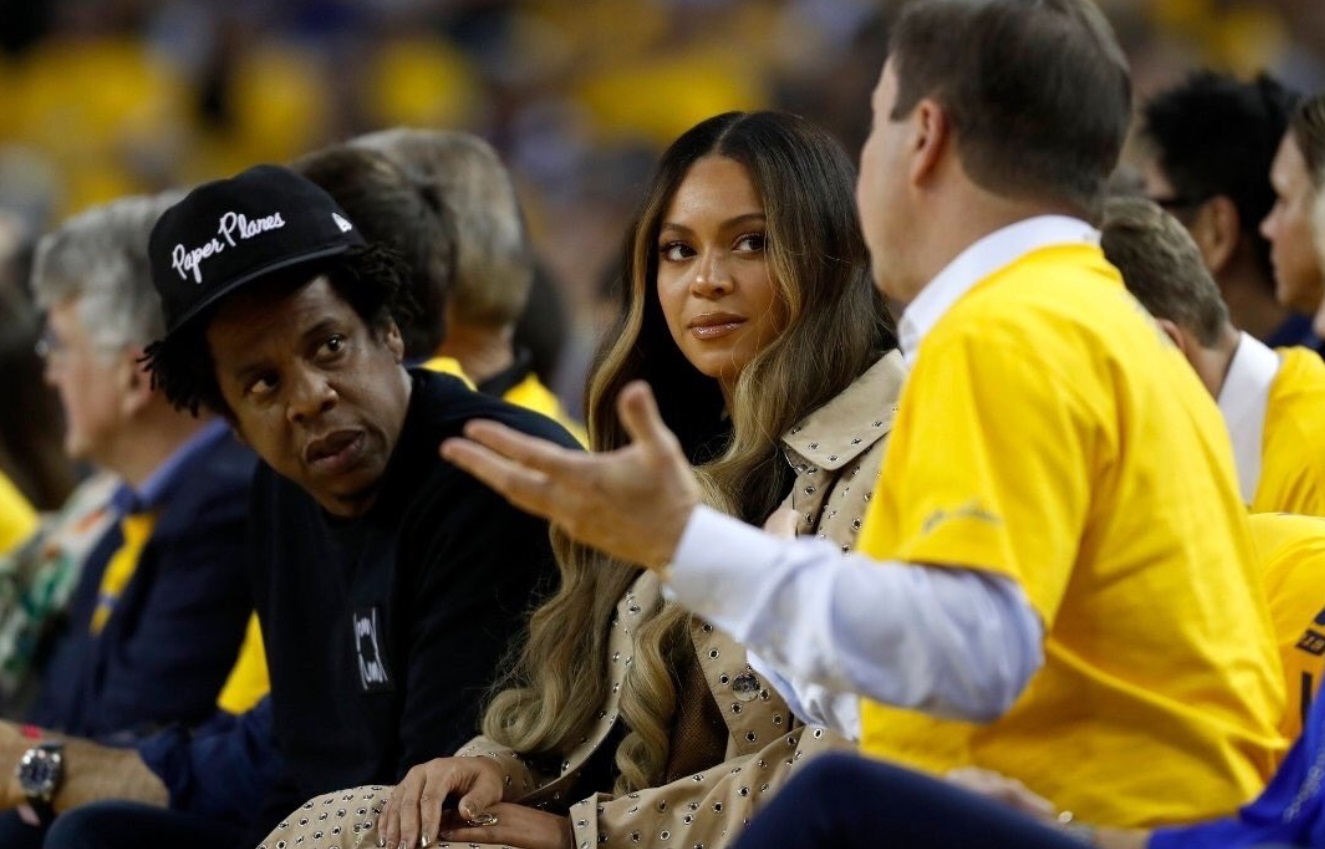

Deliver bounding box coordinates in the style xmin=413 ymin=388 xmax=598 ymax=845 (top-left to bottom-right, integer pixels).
xmin=731 ymin=670 xmax=761 ymax=702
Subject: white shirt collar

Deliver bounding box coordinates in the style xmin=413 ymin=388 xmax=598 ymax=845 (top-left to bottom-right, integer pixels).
xmin=1217 ymin=332 xmax=1280 ymax=505
xmin=896 ymin=215 xmax=1101 ymax=363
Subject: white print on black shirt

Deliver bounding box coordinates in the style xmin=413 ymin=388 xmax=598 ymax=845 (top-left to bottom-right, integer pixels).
xmin=171 ymin=210 xmax=287 ymax=284
xmin=352 ymin=606 xmax=393 ymax=693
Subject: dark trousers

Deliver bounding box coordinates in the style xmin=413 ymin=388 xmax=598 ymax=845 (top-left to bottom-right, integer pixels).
xmin=0 ymin=811 xmax=47 ymax=849
xmin=731 ymin=753 xmax=1091 ymax=849
xmin=42 ymin=802 xmax=241 ymax=849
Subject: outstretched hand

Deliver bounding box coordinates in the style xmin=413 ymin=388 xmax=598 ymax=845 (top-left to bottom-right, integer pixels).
xmin=441 ymin=381 xmax=701 ymax=570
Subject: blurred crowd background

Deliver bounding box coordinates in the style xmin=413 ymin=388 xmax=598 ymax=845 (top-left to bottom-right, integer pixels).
xmin=0 ymin=0 xmax=1322 ymax=410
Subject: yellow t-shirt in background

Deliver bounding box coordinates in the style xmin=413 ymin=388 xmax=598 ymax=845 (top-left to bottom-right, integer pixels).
xmin=420 ymin=356 xmax=476 ymax=389
xmin=1252 ymin=347 xmax=1325 ymax=517
xmin=503 ymin=373 xmax=588 ymax=447
xmin=1250 ymin=512 xmax=1325 ymax=743
xmin=0 ymin=471 xmax=38 ymax=555
xmin=857 ymin=244 xmax=1284 ymax=828
xmin=423 ymin=356 xmax=588 ymax=447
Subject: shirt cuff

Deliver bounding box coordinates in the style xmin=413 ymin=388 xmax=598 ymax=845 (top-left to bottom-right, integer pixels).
xmin=664 ymin=505 xmax=787 ymax=642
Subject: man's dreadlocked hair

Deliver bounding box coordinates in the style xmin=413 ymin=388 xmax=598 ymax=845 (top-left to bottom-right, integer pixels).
xmin=143 ymin=243 xmax=419 ymax=416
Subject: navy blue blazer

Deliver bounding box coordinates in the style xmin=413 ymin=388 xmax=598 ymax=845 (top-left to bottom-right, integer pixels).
xmin=28 ymin=424 xmax=256 ymax=741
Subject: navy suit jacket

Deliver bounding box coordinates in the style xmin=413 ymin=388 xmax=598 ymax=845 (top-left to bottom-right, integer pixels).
xmin=29 ymin=425 xmax=256 ymax=741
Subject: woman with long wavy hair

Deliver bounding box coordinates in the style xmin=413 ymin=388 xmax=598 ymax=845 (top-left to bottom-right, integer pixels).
xmin=262 ymin=110 xmax=906 ymax=849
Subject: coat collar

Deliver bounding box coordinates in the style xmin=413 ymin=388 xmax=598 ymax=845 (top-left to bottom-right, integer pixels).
xmin=781 ymin=350 xmax=907 ymax=472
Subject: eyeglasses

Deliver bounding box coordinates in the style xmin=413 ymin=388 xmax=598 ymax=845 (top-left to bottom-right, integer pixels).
xmin=33 ymin=330 xmax=62 ymax=362
xmin=34 ymin=329 xmax=125 ymax=364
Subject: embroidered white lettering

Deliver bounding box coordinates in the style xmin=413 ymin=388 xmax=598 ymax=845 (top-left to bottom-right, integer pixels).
xmin=171 ymin=238 xmax=226 ymax=284
xmin=170 ymin=210 xmax=288 ymax=284
xmin=218 ymin=211 xmax=286 ymax=246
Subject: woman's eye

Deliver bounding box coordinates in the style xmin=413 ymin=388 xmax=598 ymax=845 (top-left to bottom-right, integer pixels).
xmin=734 ymin=233 xmax=767 ymax=253
xmin=659 ymin=241 xmax=694 ymax=262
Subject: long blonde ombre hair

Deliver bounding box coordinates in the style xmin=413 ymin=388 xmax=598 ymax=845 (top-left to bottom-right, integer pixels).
xmin=482 ymin=112 xmax=892 ymax=793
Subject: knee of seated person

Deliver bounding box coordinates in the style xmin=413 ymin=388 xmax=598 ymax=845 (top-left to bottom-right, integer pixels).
xmin=792 ymin=751 xmax=873 ymax=788
xmin=44 ymin=802 xmax=127 ymax=849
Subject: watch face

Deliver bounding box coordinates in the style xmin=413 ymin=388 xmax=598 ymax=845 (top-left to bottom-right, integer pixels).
xmin=17 ymin=746 xmax=62 ymax=801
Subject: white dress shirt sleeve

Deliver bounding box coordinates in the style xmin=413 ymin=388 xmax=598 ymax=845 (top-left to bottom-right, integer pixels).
xmin=664 ymin=505 xmax=1045 ymax=734
xmin=745 ymin=650 xmax=862 ymax=739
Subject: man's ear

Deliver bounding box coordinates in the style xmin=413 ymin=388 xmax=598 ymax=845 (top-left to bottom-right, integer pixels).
xmin=1155 ymin=317 xmax=1188 ymax=354
xmin=1189 ymin=195 xmax=1240 ymax=275
xmin=118 ymin=348 xmax=155 ymax=418
xmin=384 ymin=321 xmax=405 ymax=364
xmin=909 ymin=98 xmax=950 ymax=187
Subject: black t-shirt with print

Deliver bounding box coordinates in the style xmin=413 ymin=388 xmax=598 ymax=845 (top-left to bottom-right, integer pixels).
xmin=247 ymin=368 xmax=574 ymax=834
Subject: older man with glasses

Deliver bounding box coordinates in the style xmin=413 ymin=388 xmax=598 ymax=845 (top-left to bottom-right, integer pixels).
xmin=0 ymin=192 xmax=257 ymax=849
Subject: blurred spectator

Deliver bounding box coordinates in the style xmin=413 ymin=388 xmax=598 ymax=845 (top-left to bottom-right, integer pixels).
xmin=291 ymin=143 xmax=454 ymax=361
xmin=1139 ymin=71 xmax=1310 ymax=346
xmin=355 ymin=127 xmax=587 ymax=439
xmin=1262 ymin=93 xmax=1325 ymax=338
xmin=0 ymin=193 xmax=255 ymax=848
xmin=0 ymin=278 xmax=73 ymax=513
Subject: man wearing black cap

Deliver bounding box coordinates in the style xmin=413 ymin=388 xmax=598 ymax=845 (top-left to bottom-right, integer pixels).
xmin=2 ymin=164 xmax=576 ymax=847
xmin=157 ymin=163 xmax=577 ymax=830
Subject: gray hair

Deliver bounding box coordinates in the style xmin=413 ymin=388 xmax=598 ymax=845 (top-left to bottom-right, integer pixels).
xmin=31 ymin=191 xmax=182 ymax=348
xmin=353 ymin=128 xmax=532 ymax=328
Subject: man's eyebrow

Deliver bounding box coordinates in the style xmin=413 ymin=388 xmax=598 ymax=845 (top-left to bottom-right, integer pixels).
xmin=301 ymin=318 xmax=341 ymax=345
xmin=224 ymin=318 xmax=342 ymax=385
xmin=229 ymin=355 xmax=270 ymax=387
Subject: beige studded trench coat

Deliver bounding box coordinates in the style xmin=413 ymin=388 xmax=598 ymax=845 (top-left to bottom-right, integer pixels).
xmin=259 ymin=351 xmax=907 ymax=849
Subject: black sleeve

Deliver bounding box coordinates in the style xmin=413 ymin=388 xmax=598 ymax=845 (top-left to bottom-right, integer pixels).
xmin=392 ymin=469 xmax=560 ymax=777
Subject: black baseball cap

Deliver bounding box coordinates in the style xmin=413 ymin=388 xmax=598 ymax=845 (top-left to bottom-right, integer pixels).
xmin=149 ymin=164 xmax=366 ymax=337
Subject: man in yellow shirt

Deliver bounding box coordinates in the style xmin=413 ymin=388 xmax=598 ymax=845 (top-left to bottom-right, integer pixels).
xmin=1249 ymin=512 xmax=1325 ymax=741
xmin=1101 ymin=196 xmax=1325 ymax=517
xmin=437 ymin=0 xmax=1284 ymax=830
xmin=1099 ymin=196 xmax=1325 ymax=743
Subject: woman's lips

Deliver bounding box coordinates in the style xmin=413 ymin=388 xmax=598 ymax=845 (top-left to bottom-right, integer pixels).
xmin=688 ymin=315 xmax=747 ymax=340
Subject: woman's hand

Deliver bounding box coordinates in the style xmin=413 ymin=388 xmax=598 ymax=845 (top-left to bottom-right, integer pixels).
xmin=438 ymin=802 xmax=574 ymax=849
xmin=378 ymin=756 xmax=504 ymax=849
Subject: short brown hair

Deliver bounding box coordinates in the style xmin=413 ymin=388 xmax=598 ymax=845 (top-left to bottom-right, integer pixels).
xmin=353 ymin=128 xmax=531 ymax=330
xmin=889 ymin=0 xmax=1131 ymax=218
xmin=291 ymin=144 xmax=454 ymax=359
xmin=1290 ymin=93 xmax=1325 ymax=189
xmin=1101 ymin=197 xmax=1229 ymax=347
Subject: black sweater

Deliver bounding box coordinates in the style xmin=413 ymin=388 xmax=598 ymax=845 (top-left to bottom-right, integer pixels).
xmin=248 ymin=369 xmax=575 ymax=832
